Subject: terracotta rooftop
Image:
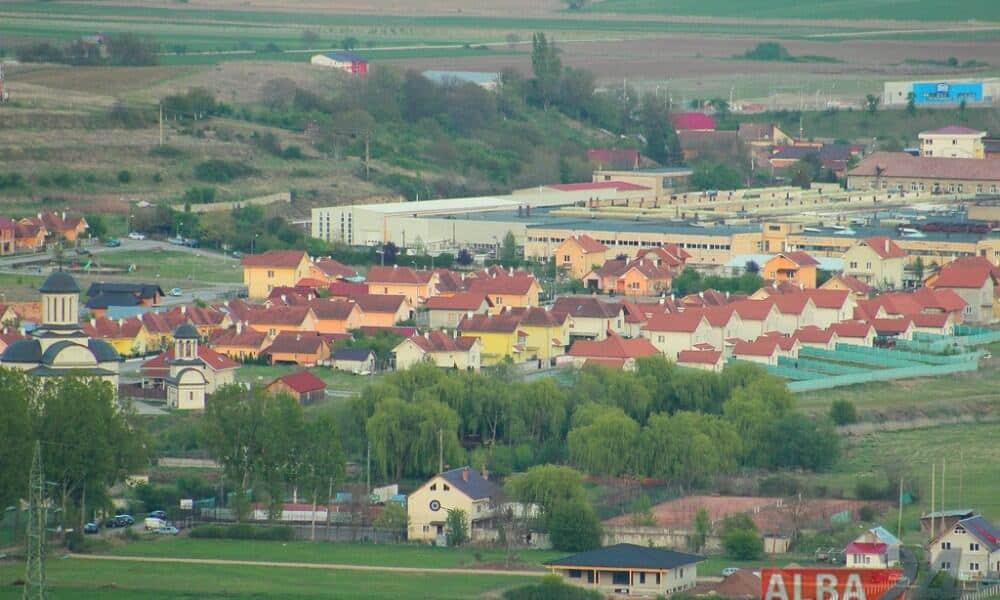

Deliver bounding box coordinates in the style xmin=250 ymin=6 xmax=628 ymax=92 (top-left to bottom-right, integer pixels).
xmin=849 ymin=152 xmax=1000 ymax=182
xmin=793 ymin=325 xmax=836 ymax=344
xmin=265 ymin=331 xmax=328 ymax=355
xmin=830 ymin=320 xmax=875 ymax=339
xmin=676 ymin=349 xmax=723 ymax=365
xmin=862 ymin=236 xmax=906 ymax=259
xmin=775 ymin=251 xmax=820 ymax=267
xmin=271 ymin=370 xmax=326 ymax=394
xmin=366 ymin=265 xmax=434 ymax=285
xmin=551 ymin=296 xmax=623 ymax=319
xmin=564 ymin=234 xmax=609 ymax=253
xmin=424 ymin=292 xmax=491 ymax=311
xmin=312 ymin=257 xmax=355 ymax=280
xmin=922 ymin=125 xmax=984 ymax=135
xmin=308 ymin=298 xmax=358 ymax=320
xmin=403 ymin=330 xmax=479 ymax=353
xmin=643 ymin=311 xmax=707 ymax=333
xmin=141 ymin=345 xmax=239 ymax=375
xmin=568 ymin=332 xmax=658 ymax=360
xmin=210 ymin=327 xmax=268 ymax=349
xmin=352 ymin=293 xmax=407 ymax=313
xmin=241 ymin=250 xmax=308 ymax=268
xmin=457 ymin=313 xmax=523 ymax=334
xmin=245 ymin=305 xmax=313 ymax=326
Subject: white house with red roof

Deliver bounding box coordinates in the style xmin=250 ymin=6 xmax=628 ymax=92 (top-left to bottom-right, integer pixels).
xmin=423 ymin=292 xmax=492 ymax=329
xmin=926 ymin=257 xmax=999 ymax=324
xmin=844 ymin=236 xmax=907 ymax=289
xmin=732 ymin=335 xmax=799 ymax=366
xmin=676 ymin=349 xmax=724 ymax=372
xmin=769 ymin=294 xmax=817 ymax=334
xmin=847 ymin=526 xmax=902 ymax=569
xmin=729 ymin=300 xmax=782 ymax=341
xmin=265 ymin=370 xmax=326 ymax=405
xmin=792 ymin=325 xmax=839 ymax=350
xmin=641 ymin=312 xmax=713 ymax=359
xmin=393 ymin=330 xmax=482 ymax=371
xmin=830 ymin=321 xmax=877 ymax=346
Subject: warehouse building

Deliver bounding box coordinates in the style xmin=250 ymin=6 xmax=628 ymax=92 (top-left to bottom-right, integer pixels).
xmin=883 ymin=78 xmax=1000 ymax=106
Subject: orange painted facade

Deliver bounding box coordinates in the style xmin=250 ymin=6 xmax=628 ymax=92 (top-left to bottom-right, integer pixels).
xmin=763 ymin=255 xmax=817 ymax=288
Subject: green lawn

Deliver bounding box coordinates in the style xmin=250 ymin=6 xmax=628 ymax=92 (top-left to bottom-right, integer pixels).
xmin=805 ymin=422 xmax=1000 ymax=539
xmin=236 ymin=364 xmax=377 ymax=394
xmin=582 ymin=0 xmax=1000 ymax=22
xmin=0 ymin=558 xmax=534 ymax=599
xmin=104 ymin=537 xmax=562 ymax=569
xmin=93 ymin=249 xmax=242 ymax=284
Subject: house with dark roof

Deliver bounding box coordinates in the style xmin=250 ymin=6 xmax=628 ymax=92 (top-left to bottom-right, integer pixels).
xmin=551 ymin=296 xmax=626 ymax=340
xmin=407 ymin=466 xmax=499 ymax=542
xmin=85 ymin=282 xmax=164 ymax=317
xmin=545 ymin=543 xmax=702 ymax=596
xmin=393 ymin=330 xmax=482 ymax=371
xmin=331 ymin=346 xmax=376 ymax=374
xmin=928 ymin=515 xmax=1000 ymax=581
xmin=265 ymin=370 xmax=326 ymax=405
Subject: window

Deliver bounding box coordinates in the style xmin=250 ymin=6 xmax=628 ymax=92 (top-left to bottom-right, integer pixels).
xmin=970 ymin=543 xmax=980 ymax=551
xmin=430 ymin=484 xmax=436 ymax=491
xmin=612 ymin=572 xmax=629 ymax=585
xmin=941 ymin=562 xmax=951 ymax=569
xmin=569 ymin=570 xmax=582 ymax=579
xmin=679 ymin=568 xmax=684 ymax=577
xmin=850 ymin=261 xmax=858 ymax=269
xmin=970 ymin=562 xmax=980 ymax=571
xmin=655 ymin=573 xmax=661 ymax=585
xmin=443 ymin=484 xmax=450 ymax=491
xmin=563 ymin=255 xmax=570 ymax=263
xmin=866 ymin=262 xmax=872 ymax=270
xmin=639 ymin=573 xmax=646 ymax=584
xmin=267 ymin=270 xmax=274 ymax=278
xmin=942 ymin=542 xmax=952 ymax=550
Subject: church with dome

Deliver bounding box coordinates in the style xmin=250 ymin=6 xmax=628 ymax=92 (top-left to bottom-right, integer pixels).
xmin=0 ymin=271 xmax=120 ymax=386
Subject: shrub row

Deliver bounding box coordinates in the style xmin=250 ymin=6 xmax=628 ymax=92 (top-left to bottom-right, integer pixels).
xmin=189 ymin=524 xmax=295 ymax=541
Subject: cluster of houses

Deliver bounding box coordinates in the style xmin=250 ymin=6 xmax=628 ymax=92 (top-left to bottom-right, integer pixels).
xmin=0 ymin=210 xmax=88 ymax=255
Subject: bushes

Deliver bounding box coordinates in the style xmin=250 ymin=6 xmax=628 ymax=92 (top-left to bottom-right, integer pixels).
xmin=504 ymin=576 xmax=603 ymax=600
xmin=189 ymin=524 xmax=295 ymax=541
xmin=548 ymin=500 xmax=602 ymax=552
xmin=855 ymin=477 xmax=892 ymax=501
xmin=194 ymin=159 xmax=258 ymax=183
xmin=117 ymin=170 xmax=132 ymax=184
xmin=182 ymin=187 xmax=217 ymax=204
xmin=0 ymin=173 xmax=25 ymax=190
xmin=150 ymin=145 xmax=185 ymax=158
xmin=723 ymin=528 xmax=763 ymax=560
xmin=829 ymin=399 xmax=858 ymax=425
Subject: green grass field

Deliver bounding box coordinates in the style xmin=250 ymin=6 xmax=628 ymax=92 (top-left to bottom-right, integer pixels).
xmin=92 ymin=249 xmax=242 ymax=284
xmin=806 ymin=422 xmax=1000 ymax=539
xmin=0 ymin=558 xmax=535 ymax=599
xmin=583 ymin=0 xmax=1000 ymax=22
xmin=236 ymin=364 xmax=377 ymax=394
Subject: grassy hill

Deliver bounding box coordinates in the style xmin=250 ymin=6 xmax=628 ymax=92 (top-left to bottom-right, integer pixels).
xmin=584 ymin=0 xmax=1000 ymax=22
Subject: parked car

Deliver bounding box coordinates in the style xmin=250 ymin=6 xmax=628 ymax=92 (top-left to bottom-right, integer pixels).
xmin=75 ymin=247 xmax=91 ymax=256
xmin=168 ymin=288 xmax=183 ymax=297
xmin=114 ymin=514 xmax=135 ymax=526
xmin=231 ymin=251 xmax=243 ymax=258
xmin=722 ymin=567 xmax=740 ymax=577
xmin=154 ymin=526 xmax=180 ymax=535
xmin=83 ymin=522 xmax=99 ymax=535
xmin=128 ymin=232 xmax=146 ymax=240
xmin=105 ymin=239 xmax=122 ymax=248
xmin=144 ymin=517 xmax=167 ymax=531
xmin=167 ymin=236 xmax=185 ymax=245
xmin=182 ymin=238 xmax=200 ymax=248
xmin=149 ymin=510 xmax=167 ymax=520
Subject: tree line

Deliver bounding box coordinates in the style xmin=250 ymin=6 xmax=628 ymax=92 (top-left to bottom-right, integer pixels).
xmin=0 ymin=371 xmax=147 ymax=533
xmin=346 ymin=358 xmax=840 ymax=486
xmin=16 ymin=33 xmax=159 ymax=66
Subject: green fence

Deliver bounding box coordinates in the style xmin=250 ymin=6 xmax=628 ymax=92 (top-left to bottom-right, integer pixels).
xmin=778 ymin=355 xmax=873 ymax=376
xmin=786 ymin=360 xmax=979 ymax=393
xmin=831 ymin=343 xmax=980 ymax=366
xmin=800 ymin=345 xmax=917 ymax=369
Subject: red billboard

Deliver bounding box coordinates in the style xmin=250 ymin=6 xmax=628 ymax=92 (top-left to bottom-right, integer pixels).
xmin=760 ymin=568 xmax=904 ymax=600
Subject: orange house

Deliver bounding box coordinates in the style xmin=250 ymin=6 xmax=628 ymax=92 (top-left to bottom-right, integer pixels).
xmin=615 ymin=260 xmax=675 ymax=296
xmin=365 ymin=266 xmax=438 ymax=306
xmin=245 ymin=305 xmax=318 ymax=336
xmin=762 ymin=251 xmax=819 ymax=289
xmin=466 ymin=273 xmax=542 ymax=310
xmin=554 ymin=234 xmax=609 ymax=280
xmin=308 ymin=298 xmax=363 ymax=334
xmin=14 ymin=221 xmax=46 ymax=251
xmin=353 ymin=294 xmax=413 ymax=328
xmin=264 ymin=331 xmax=330 ymax=366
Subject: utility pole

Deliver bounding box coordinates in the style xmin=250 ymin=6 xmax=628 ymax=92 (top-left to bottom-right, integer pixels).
xmin=958 ymin=448 xmax=964 ymax=506
xmin=24 ymin=441 xmax=46 ymax=600
xmin=896 ymin=477 xmax=904 ymax=540
xmin=930 ymin=462 xmax=935 ymax=540
xmin=365 ymin=440 xmax=371 ymax=496
xmin=438 ymin=429 xmax=443 ymax=474
xmin=159 ymin=103 xmax=164 ymax=146
xmin=940 ymin=459 xmax=946 ymax=536
xmin=364 ymin=132 xmax=370 ymax=180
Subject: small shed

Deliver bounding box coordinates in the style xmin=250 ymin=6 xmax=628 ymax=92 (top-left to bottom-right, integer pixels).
xmin=331 ymin=347 xmax=376 ymax=374
xmin=265 ymin=370 xmax=326 ymax=405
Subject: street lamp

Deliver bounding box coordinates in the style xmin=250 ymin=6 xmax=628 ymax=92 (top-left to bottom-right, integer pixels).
xmin=250 ymin=233 xmax=259 ymax=255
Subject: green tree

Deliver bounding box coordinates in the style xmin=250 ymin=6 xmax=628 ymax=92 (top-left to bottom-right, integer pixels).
xmin=567 ymin=407 xmax=640 ymax=476
xmin=342 ymin=36 xmax=359 ymax=50
xmin=0 ymin=369 xmax=33 ymax=515
xmin=828 ymin=399 xmax=858 ymax=426
xmin=905 ymin=92 xmax=917 ymax=116
xmin=723 ymin=528 xmax=763 ymax=560
xmin=85 ymin=214 xmax=108 ymax=240
xmin=296 ymin=413 xmax=345 ymax=539
xmin=505 ymin=464 xmax=586 ymax=517
xmin=642 ymin=411 xmax=740 ymax=488
xmin=769 ymin=413 xmax=839 ymax=471
xmin=639 ymin=93 xmax=682 ymax=166
xmin=445 ymin=507 xmax=468 ymax=546
xmin=691 ymin=508 xmax=711 ymax=552
xmin=531 ymin=33 xmax=562 ymax=110
xmin=366 ymin=397 xmax=462 ymax=480
xmin=865 ymin=94 xmax=879 ymax=114
xmin=500 ymin=230 xmax=519 ymax=266
xmin=504 ymin=575 xmax=603 ymax=600
xmin=690 ymin=162 xmax=743 ymax=190
xmin=549 ymin=500 xmax=602 ymax=552
xmin=722 ymin=376 xmax=794 ymax=467
xmin=374 ymin=501 xmax=409 ymax=542
xmin=107 ymin=32 xmax=159 ymax=66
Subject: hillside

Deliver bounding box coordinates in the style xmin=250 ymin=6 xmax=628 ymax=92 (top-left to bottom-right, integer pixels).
xmin=584 ymin=0 xmax=1000 ymax=22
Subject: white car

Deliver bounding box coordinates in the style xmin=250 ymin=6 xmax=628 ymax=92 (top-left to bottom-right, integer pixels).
xmin=722 ymin=567 xmax=740 ymax=577
xmin=128 ymin=232 xmax=146 ymax=240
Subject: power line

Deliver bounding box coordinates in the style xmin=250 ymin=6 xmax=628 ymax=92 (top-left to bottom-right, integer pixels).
xmin=24 ymin=441 xmax=47 ymax=600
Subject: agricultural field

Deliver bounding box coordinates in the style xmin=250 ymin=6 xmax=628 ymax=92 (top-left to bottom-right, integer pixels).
xmin=583 ymin=0 xmax=1000 ymax=22
xmin=0 ymin=558 xmax=535 ymax=599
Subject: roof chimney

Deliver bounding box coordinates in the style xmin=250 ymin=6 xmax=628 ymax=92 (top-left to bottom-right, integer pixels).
xmin=462 ymin=467 xmax=469 ymax=482
xmin=393 ymin=264 xmax=398 ymax=269
xmin=90 ymin=318 xmax=96 ymax=327
xmin=235 ymin=320 xmax=243 ymax=334
xmin=181 ymin=305 xmax=187 ymax=315
xmin=885 ymin=239 xmax=890 ymax=254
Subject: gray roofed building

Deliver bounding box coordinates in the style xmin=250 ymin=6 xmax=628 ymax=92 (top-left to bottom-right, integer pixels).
xmin=439 ymin=466 xmax=498 ymax=501
xmin=39 ymin=270 xmax=80 ymax=294
xmin=545 ymin=543 xmax=703 ymax=596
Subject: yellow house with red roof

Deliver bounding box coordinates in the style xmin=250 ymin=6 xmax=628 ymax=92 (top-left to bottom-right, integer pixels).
xmin=457 ymin=313 xmax=528 ymax=365
xmin=554 ymin=234 xmax=609 ymax=280
xmin=242 ymin=250 xmax=312 ymax=299
xmin=365 ymin=266 xmax=437 ymax=305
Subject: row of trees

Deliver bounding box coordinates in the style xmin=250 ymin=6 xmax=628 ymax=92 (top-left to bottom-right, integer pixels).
xmin=347 ymin=358 xmax=840 ymax=485
xmin=202 ymin=385 xmax=344 ymax=536
xmin=17 ymin=33 xmax=158 ymax=66
xmin=0 ymin=371 xmax=147 ymax=532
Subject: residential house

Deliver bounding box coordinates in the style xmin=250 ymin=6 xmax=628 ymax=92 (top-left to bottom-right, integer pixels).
xmin=671 ymin=112 xmax=716 ymax=132
xmin=393 ymin=331 xmax=482 ymax=371
xmin=0 ymin=304 xmax=19 ymax=326
xmin=166 ymin=304 xmax=232 ymax=339
xmin=567 ymin=332 xmax=659 ymax=371
xmin=423 ymin=292 xmax=492 ymax=329
xmin=821 ymin=274 xmax=874 ymax=298
xmin=264 ymin=331 xmax=331 ymax=366
xmin=365 ymin=265 xmax=438 ymax=306
xmin=928 ymin=515 xmax=1000 ymax=581
xmin=919 ymin=126 xmax=986 ymax=159
xmin=552 ymin=297 xmax=626 ymax=340
xmin=732 ymin=336 xmax=799 ymax=366
xmin=0 ymin=218 xmax=15 ymax=255
xmin=353 ymin=294 xmax=413 ymax=327
xmin=14 ymin=221 xmax=46 ymax=251
xmin=586 ymin=148 xmax=641 ymax=170
xmin=327 ymin=281 xmax=370 ymax=300
xmin=870 ymin=317 xmax=915 ymax=341
xmin=140 ymin=327 xmax=238 ymax=397
xmin=544 ymin=543 xmax=702 ymax=597
xmin=769 ymin=294 xmax=817 ymax=334
xmin=510 ymin=306 xmax=569 ymax=364
xmin=331 ymin=347 xmax=376 ymax=374
xmin=265 ymin=370 xmax=326 ymax=405
xmin=309 ymin=257 xmax=356 ymax=283
xmin=921 ymin=509 xmax=976 ymax=535
xmin=81 ymin=316 xmax=149 ymax=357
xmin=465 ymin=270 xmax=541 ymax=309
xmin=241 ymin=250 xmax=312 ymax=299
xmin=209 ymin=324 xmax=269 ymax=361
xmin=140 ymin=311 xmax=177 ymax=352
xmin=85 ymin=282 xmax=164 ymax=317
xmin=456 ymin=313 xmax=528 ymax=365
xmin=792 ymin=325 xmax=839 ymax=350
xmin=555 ymin=235 xmax=609 ymax=280
xmin=615 ymin=259 xmax=676 ymax=296
xmin=33 ymin=211 xmax=88 ymax=242
xmin=676 ymin=349 xmax=724 ymax=372
xmin=245 ymin=305 xmax=318 ymax=336
xmin=925 ymin=257 xmax=999 ymax=324
xmin=738 ymin=122 xmax=793 ymax=148
xmin=692 ymin=306 xmax=743 ymax=350
xmin=641 ymin=312 xmax=713 ymax=358
xmin=762 ymin=251 xmax=819 ymax=289
xmin=432 ymin=269 xmax=465 ymax=297
xmin=830 ymin=321 xmax=877 ymax=346
xmin=730 ymin=300 xmax=782 ymax=341
xmin=407 ymin=466 xmax=498 ymax=542
xmin=843 ymin=237 xmax=907 ymax=289
xmin=912 ymin=312 xmax=955 ymax=336
xmin=309 ymin=299 xmax=363 ymax=334
xmin=848 ymin=527 xmax=902 ymax=568
xmin=802 ymin=289 xmax=855 ymax=328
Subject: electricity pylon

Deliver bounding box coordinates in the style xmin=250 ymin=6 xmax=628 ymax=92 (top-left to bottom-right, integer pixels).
xmin=23 ymin=441 xmax=46 ymax=600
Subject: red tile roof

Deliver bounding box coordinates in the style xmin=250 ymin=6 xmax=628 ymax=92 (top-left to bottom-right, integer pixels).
xmin=586 ymin=148 xmax=641 ymax=166
xmin=265 ymin=331 xmax=328 ymax=355
xmin=932 ymin=266 xmax=995 ymax=289
xmin=510 ymin=306 xmax=567 ymax=327
xmin=312 ymin=257 xmax=355 ymax=280
xmin=849 ymin=152 xmax=1000 ymax=182
xmin=549 ymin=181 xmax=650 ymax=192
xmin=912 ymin=313 xmax=950 ymax=328
xmin=246 ymin=305 xmax=313 ymax=326
xmin=366 ymin=265 xmax=433 ymax=285
xmin=643 ymin=311 xmax=707 ymax=333
xmin=777 ymin=251 xmax=820 ymax=267
xmin=568 ymin=332 xmax=658 ymax=360
xmin=433 ymin=269 xmax=465 ymax=294
xmin=730 ymin=299 xmax=776 ymax=321
xmin=911 ymin=287 xmax=966 ymax=313
xmin=327 ymin=281 xmax=370 ymax=299
xmin=308 ymin=298 xmax=358 ymax=320
xmin=770 ymin=294 xmax=812 ymax=315
xmin=671 ymin=112 xmax=716 ymax=131
xmin=359 ymin=325 xmax=417 ymax=338
xmin=271 ymin=370 xmax=326 ymax=394
xmin=830 ymin=320 xmax=875 ymax=339
xmin=0 ymin=217 xmax=15 ymax=233
xmin=424 ymin=292 xmax=491 ymax=312
xmin=845 ymin=542 xmax=888 ymax=555
xmin=733 ymin=337 xmax=783 ymax=357
xmin=825 ymin=274 xmax=872 ymax=295
xmin=552 ymin=296 xmax=623 ymax=319
xmin=564 ymin=234 xmax=608 ymax=253
xmin=862 ymin=236 xmax=906 ymax=259
xmin=802 ymin=289 xmax=850 ymax=309
xmin=692 ymin=306 xmax=737 ymax=328
xmin=404 ymin=330 xmax=479 ymax=353
xmin=465 ymin=273 xmax=537 ymax=296
xmin=457 ymin=313 xmax=522 ymax=334
xmin=870 ymin=317 xmax=913 ymax=335
xmin=82 ymin=316 xmax=143 ymax=339
xmin=210 ymin=327 xmax=268 ymax=349
xmin=352 ymin=293 xmax=407 ymax=314
xmin=141 ymin=345 xmax=239 ymax=376
xmin=241 ymin=250 xmax=308 ymax=268
xmin=677 ymin=349 xmax=723 ymax=365
xmin=793 ymin=325 xmax=836 ymax=344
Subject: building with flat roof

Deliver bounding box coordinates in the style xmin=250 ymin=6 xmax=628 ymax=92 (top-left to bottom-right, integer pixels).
xmin=919 ymin=126 xmax=987 ymax=159
xmin=883 ymin=78 xmax=1000 ymax=106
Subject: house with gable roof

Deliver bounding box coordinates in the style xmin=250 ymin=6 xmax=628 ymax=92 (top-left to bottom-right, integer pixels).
xmin=509 ymin=306 xmax=569 ymax=363
xmin=457 ymin=313 xmax=528 ymax=365
xmin=763 ymin=251 xmax=820 ymax=289
xmin=241 ymin=250 xmax=312 ymax=300
xmin=928 ymin=515 xmax=1000 ymax=581
xmin=567 ymin=331 xmax=659 ymax=371
xmin=545 ymin=543 xmax=702 ymax=597
xmin=407 ymin=466 xmax=499 ymax=542
xmin=641 ymin=312 xmax=713 ymax=359
xmin=393 ymin=330 xmax=482 ymax=371
xmin=365 ymin=265 xmax=438 ymax=306
xmin=847 ymin=526 xmax=902 ymax=568
xmin=925 ymin=257 xmax=999 ymax=324
xmin=265 ymin=370 xmax=326 ymax=405
xmin=555 ymin=234 xmax=609 ymax=280
xmin=844 ymin=237 xmax=907 ymax=290
xmin=552 ymin=297 xmax=626 ymax=340
xmin=423 ymin=292 xmax=492 ymax=329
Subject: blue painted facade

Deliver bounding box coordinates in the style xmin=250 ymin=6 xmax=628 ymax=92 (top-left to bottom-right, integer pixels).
xmin=911 ymin=81 xmax=984 ymax=104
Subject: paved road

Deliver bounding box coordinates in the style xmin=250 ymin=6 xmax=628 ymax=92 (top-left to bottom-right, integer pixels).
xmin=68 ymin=553 xmax=546 ymax=577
